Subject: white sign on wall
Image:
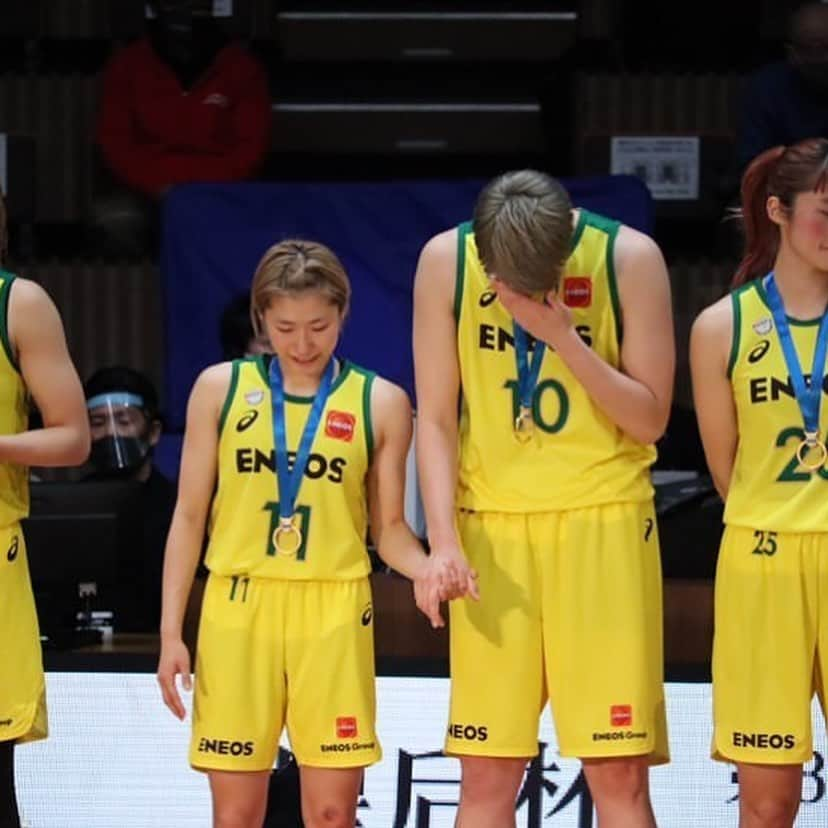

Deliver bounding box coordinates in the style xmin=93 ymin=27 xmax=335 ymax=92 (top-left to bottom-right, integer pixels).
xmin=611 ymin=136 xmax=700 ymax=201
xmin=15 ymin=676 xmax=828 ymax=827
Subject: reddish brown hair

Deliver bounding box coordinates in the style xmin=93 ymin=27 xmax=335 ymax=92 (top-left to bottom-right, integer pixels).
xmin=733 ymin=138 xmax=828 ymax=286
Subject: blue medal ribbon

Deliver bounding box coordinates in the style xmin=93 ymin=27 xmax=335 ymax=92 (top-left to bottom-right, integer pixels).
xmin=764 ymin=273 xmax=828 ymax=464
xmin=269 ymin=356 xmax=335 ymax=551
xmin=514 ymin=323 xmax=546 ymax=433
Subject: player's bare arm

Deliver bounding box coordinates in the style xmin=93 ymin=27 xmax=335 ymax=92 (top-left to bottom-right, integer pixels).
xmin=690 ymin=296 xmax=738 ymax=499
xmin=413 ymin=230 xmax=479 ymax=600
xmin=4 ymin=278 xmax=89 ymax=466
xmin=367 ymin=376 xmax=446 ymax=627
xmin=158 ymin=363 xmax=228 ymax=720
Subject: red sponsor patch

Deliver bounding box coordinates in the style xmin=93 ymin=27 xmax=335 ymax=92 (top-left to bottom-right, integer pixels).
xmin=610 ymin=705 xmax=632 ymax=727
xmin=563 ymin=277 xmax=592 ymax=308
xmin=325 ymin=410 xmax=356 ymax=442
xmin=336 ymin=716 xmax=358 ymax=739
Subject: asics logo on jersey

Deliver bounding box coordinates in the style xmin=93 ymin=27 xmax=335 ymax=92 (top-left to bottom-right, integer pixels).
xmin=6 ymin=535 xmax=18 ymax=562
xmin=361 ymin=605 xmax=373 ymax=626
xmin=235 ymin=448 xmax=347 ymax=483
xmin=236 ymin=410 xmax=259 ymax=432
xmin=479 ymin=290 xmax=497 ymax=308
xmin=0 ymin=718 xmax=12 ymax=727
xmin=749 ymin=374 xmax=828 ymax=404
xmin=747 ymin=340 xmax=770 ymax=364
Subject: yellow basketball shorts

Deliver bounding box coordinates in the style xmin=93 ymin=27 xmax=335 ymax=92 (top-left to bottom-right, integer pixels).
xmin=713 ymin=525 xmax=828 ymax=765
xmin=190 ymin=573 xmax=381 ymax=772
xmin=448 ymin=501 xmax=669 ymax=764
xmin=0 ymin=523 xmax=47 ymax=744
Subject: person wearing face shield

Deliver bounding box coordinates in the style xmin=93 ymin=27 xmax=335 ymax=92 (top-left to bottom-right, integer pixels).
xmin=737 ymin=2 xmax=828 ymax=176
xmin=92 ymin=0 xmax=270 ymax=255
xmin=83 ymin=366 xmax=177 ymax=633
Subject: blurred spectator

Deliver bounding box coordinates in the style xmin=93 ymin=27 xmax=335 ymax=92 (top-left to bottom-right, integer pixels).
xmin=736 ymin=2 xmax=828 ymax=175
xmin=83 ymin=366 xmax=176 ymax=632
xmin=219 ymin=291 xmax=271 ymax=360
xmin=93 ymin=0 xmax=271 ymax=255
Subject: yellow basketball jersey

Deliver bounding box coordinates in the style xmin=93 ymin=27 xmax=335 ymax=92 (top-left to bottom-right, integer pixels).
xmin=205 ymin=356 xmax=374 ymax=580
xmin=0 ymin=272 xmax=29 ymax=527
xmin=455 ymin=210 xmax=655 ymax=513
xmin=725 ymin=279 xmax=828 ymax=532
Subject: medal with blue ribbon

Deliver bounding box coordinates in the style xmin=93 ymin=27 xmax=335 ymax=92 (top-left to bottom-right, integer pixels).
xmin=764 ymin=273 xmax=828 ymax=472
xmin=513 ymin=323 xmax=546 ymax=442
xmin=269 ymin=356 xmax=335 ymax=556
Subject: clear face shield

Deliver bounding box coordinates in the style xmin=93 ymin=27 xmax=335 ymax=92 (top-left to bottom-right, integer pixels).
xmin=86 ymin=392 xmax=152 ymax=477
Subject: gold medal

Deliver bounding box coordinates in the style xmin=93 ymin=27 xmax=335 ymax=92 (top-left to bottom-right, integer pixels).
xmin=272 ymin=516 xmax=302 ymax=557
xmin=514 ymin=406 xmax=534 ymax=443
xmin=796 ymin=432 xmax=828 ymax=471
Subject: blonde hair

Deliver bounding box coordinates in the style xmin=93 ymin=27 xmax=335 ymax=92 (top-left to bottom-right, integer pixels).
xmin=250 ymin=239 xmax=351 ymax=335
xmin=472 ymin=170 xmax=572 ymax=294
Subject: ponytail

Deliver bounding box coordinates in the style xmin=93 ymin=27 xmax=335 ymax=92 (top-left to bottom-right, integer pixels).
xmin=732 ymin=146 xmax=786 ymax=287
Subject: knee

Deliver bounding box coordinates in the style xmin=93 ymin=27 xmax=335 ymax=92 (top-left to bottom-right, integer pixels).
xmin=302 ymin=801 xmax=355 ymax=828
xmin=460 ymin=756 xmax=524 ymax=805
xmin=741 ymin=791 xmax=800 ymax=827
xmin=584 ymin=757 xmax=649 ymax=804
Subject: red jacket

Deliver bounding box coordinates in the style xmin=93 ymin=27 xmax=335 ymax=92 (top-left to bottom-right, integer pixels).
xmin=97 ymin=38 xmax=271 ymax=198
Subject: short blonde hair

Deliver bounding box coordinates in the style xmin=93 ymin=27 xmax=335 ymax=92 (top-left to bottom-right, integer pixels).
xmin=250 ymin=239 xmax=351 ymax=335
xmin=472 ymin=170 xmax=572 ymax=294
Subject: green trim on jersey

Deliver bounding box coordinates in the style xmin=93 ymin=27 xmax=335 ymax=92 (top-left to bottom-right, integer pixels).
xmin=254 ymin=355 xmax=352 ymax=403
xmin=572 ymin=211 xmax=622 ymax=341
xmin=0 ymin=272 xmax=18 ymax=372
xmin=218 ymin=360 xmax=241 ymax=434
xmin=604 ymin=223 xmax=622 ymax=343
xmin=727 ymin=284 xmax=750 ymax=379
xmin=355 ymin=366 xmax=377 ymax=463
xmin=754 ymin=278 xmax=823 ymax=327
xmin=454 ymin=222 xmax=471 ymax=323
xmin=569 ymin=209 xmax=588 ymax=252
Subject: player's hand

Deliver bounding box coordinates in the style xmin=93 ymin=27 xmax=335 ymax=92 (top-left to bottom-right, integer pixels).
xmin=413 ymin=558 xmax=446 ymax=629
xmin=429 ymin=541 xmax=480 ymax=603
xmin=494 ymin=279 xmax=574 ymax=351
xmin=157 ymin=636 xmax=192 ymax=721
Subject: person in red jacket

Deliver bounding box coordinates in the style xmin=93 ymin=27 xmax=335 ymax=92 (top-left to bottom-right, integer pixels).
xmin=93 ymin=0 xmax=270 ymax=255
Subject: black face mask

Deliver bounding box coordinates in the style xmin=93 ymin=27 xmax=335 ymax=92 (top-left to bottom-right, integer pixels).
xmin=89 ymin=435 xmax=150 ymax=478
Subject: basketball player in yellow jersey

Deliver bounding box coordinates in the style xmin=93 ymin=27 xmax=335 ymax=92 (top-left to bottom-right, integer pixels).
xmin=0 ymin=196 xmax=89 ymax=827
xmin=158 ymin=239 xmax=446 ymax=828
xmin=692 ymin=138 xmax=828 ymax=828
xmin=414 ymin=170 xmax=674 ymax=828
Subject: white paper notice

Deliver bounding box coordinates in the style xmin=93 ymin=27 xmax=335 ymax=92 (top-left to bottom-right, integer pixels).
xmin=611 ymin=136 xmax=700 ymax=201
